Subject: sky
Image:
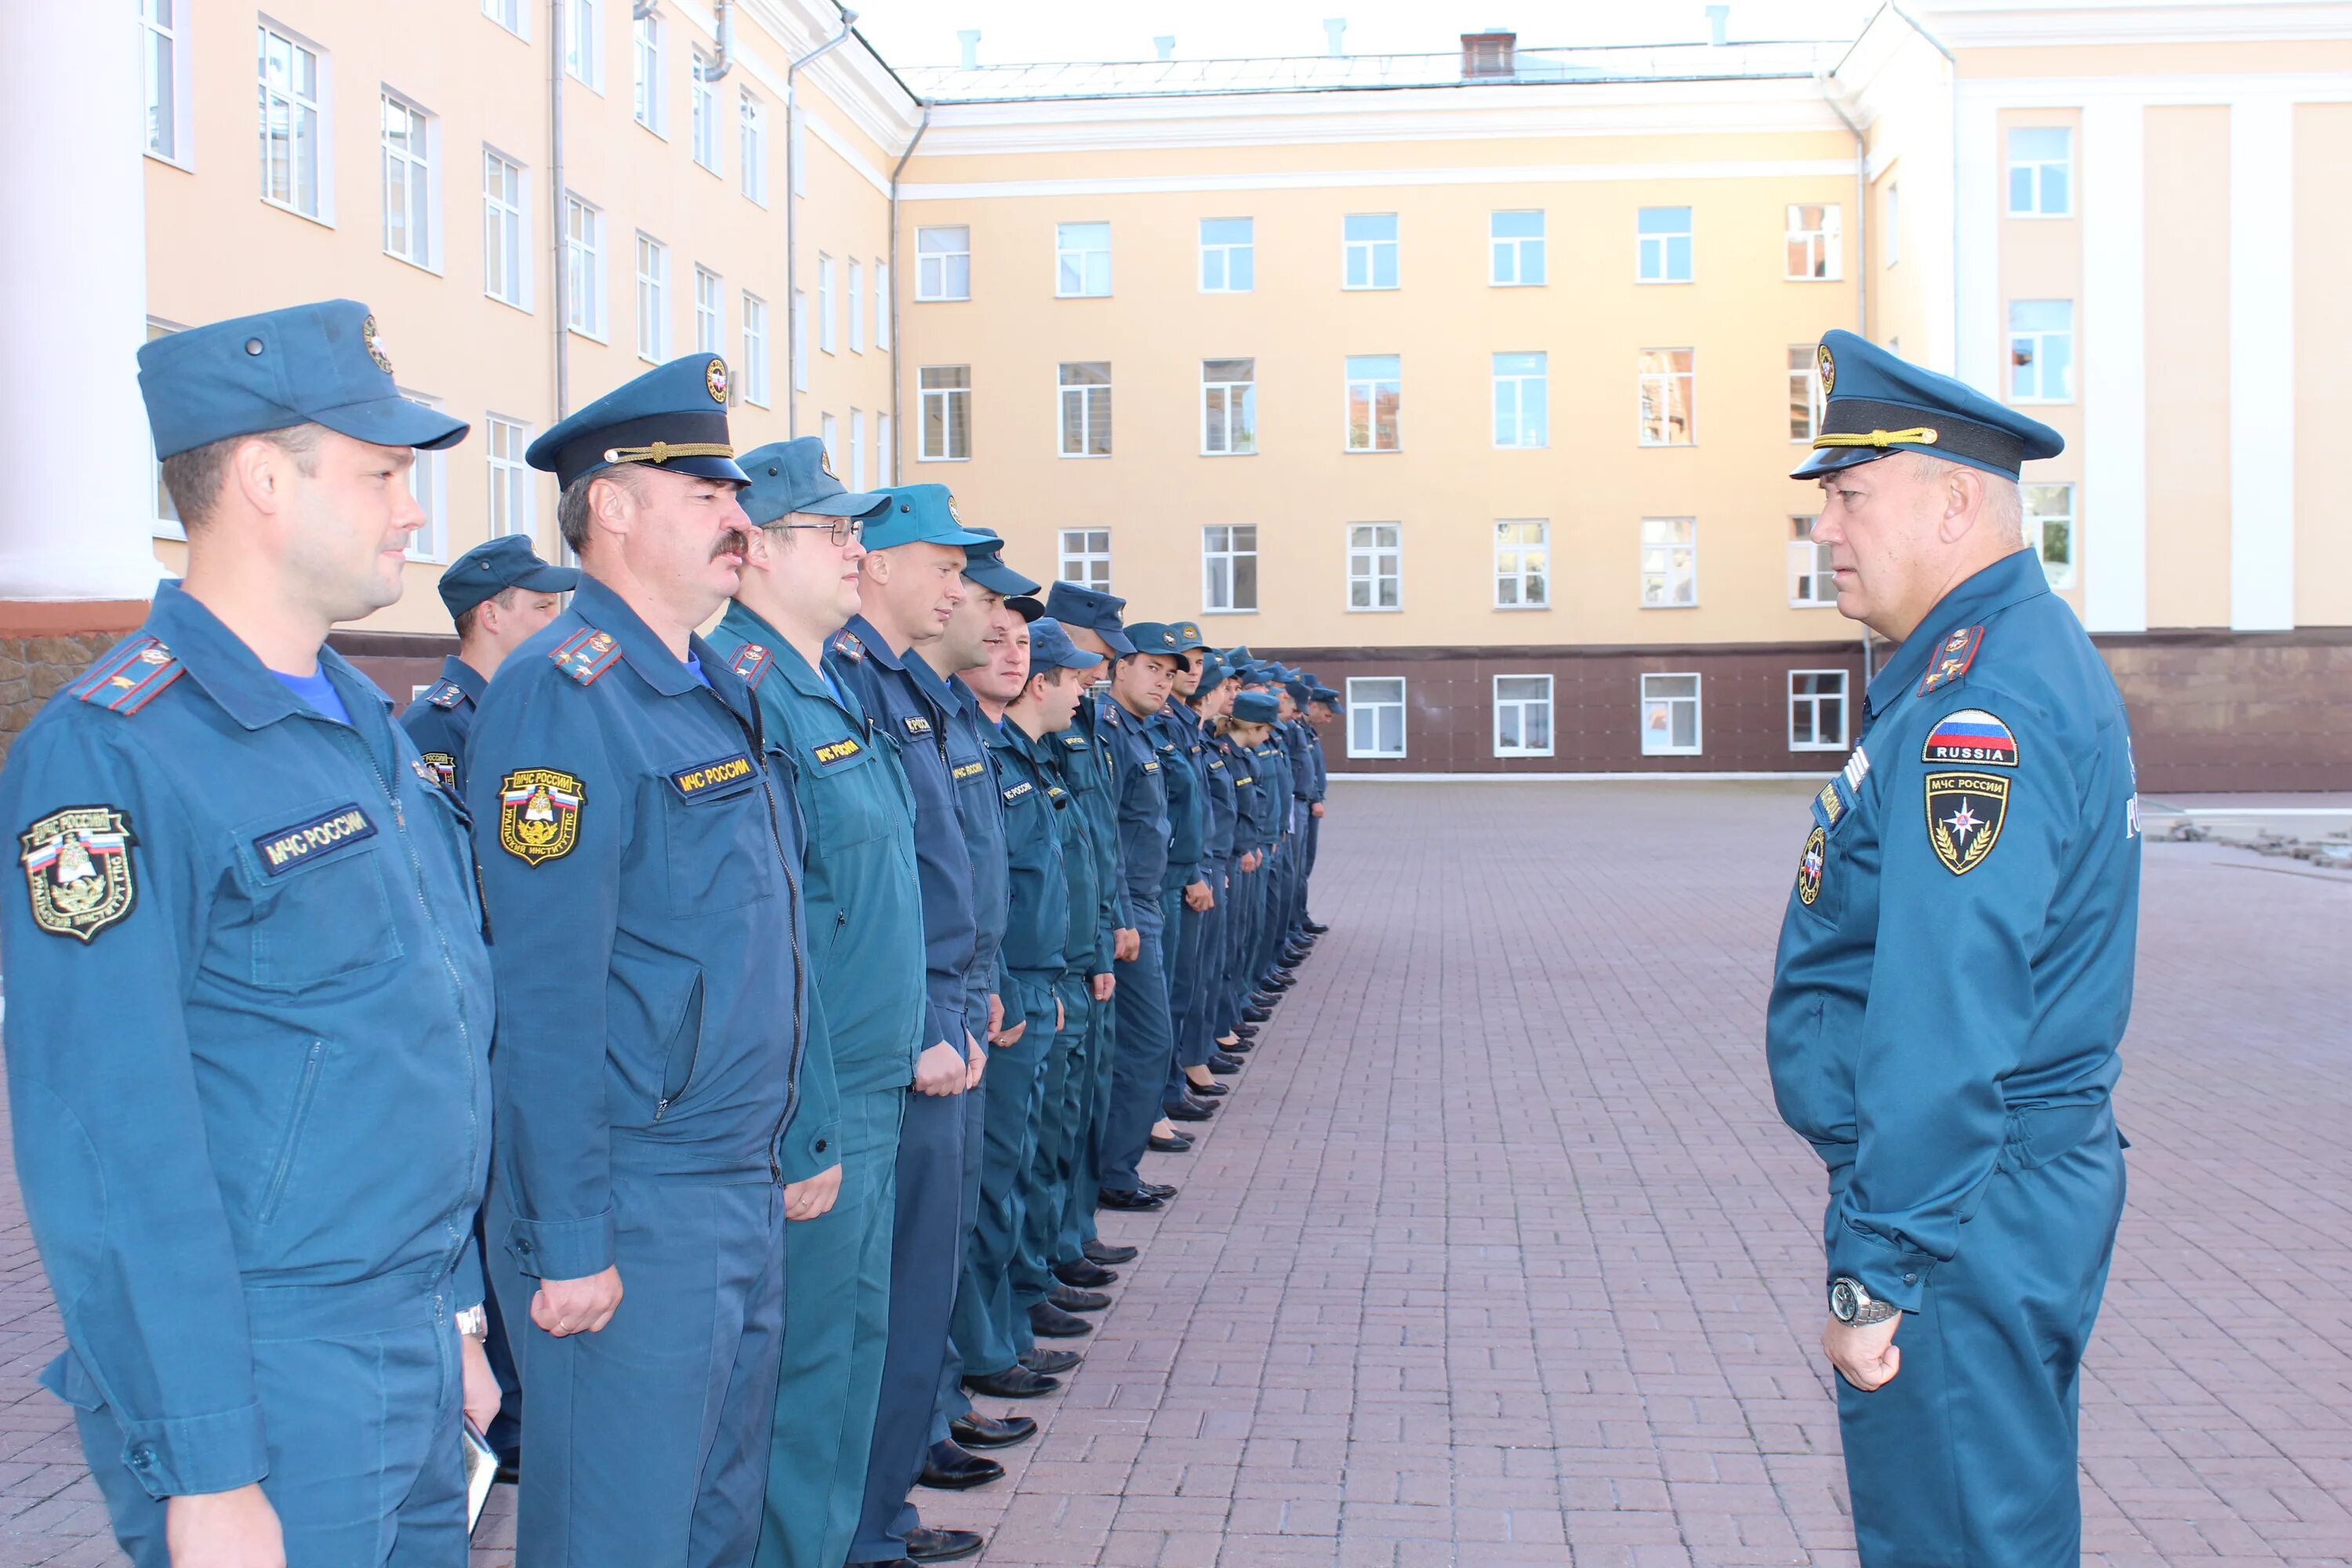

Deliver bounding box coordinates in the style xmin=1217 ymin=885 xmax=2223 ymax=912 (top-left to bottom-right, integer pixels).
xmin=852 ymin=0 xmax=1882 ymax=69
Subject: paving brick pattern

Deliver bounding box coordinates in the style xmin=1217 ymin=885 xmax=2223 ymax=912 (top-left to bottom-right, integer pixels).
xmin=1 ymin=782 xmax=2347 ymax=1566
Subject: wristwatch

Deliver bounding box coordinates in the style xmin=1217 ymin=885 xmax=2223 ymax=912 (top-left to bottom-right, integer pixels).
xmin=1828 ymin=1276 xmax=1900 ymax=1327
xmin=455 ymin=1304 xmax=490 ymax=1340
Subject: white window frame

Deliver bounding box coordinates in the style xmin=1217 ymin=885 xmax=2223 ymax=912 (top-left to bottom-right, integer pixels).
xmin=482 ymin=147 xmax=531 ymax=309
xmin=143 ymin=0 xmax=194 ymax=167
xmin=1493 ymin=352 xmax=1548 ymax=449
xmin=486 ymin=413 xmax=535 ymax=541
xmin=1345 ymin=354 xmax=1401 ymax=453
xmin=1637 ymin=349 xmax=1696 ymax=446
xmin=1788 ymin=345 xmax=1825 ymax=442
xmin=1493 ymin=674 xmax=1555 ymax=759
xmin=1788 ymin=516 xmax=1836 ymax=607
xmin=739 ymin=89 xmax=767 ymax=203
xmin=818 ymin=255 xmax=836 ymax=353
xmin=1341 ymin=212 xmax=1399 ymax=291
xmin=1637 ymin=206 xmax=1692 ymax=283
xmin=147 ymin=319 xmax=187 ymax=541
xmin=1640 ymin=673 xmax=1703 ymax=757
xmin=847 ymin=260 xmax=863 ymax=352
xmin=741 ymin=291 xmax=770 ymax=407
xmin=690 ymin=49 xmax=720 ymax=173
xmin=1201 ymin=524 xmax=1258 ymax=614
xmin=850 ymin=408 xmax=866 ymax=488
xmin=1494 ymin=520 xmax=1548 ymax=610
xmin=1057 ymin=362 xmax=1112 ymax=459
xmin=1784 ymin=203 xmax=1842 ymax=281
xmin=2025 ymin=482 xmax=2078 ymax=589
xmin=634 ymin=233 xmax=668 ymax=362
xmin=1055 ymin=222 xmax=1112 ymax=298
xmin=1490 ymin=209 xmax=1545 ymax=287
xmin=481 ymin=0 xmax=528 ymax=38
xmin=1345 ymin=677 xmax=1406 ymax=760
xmin=919 ymin=365 xmax=970 ymax=461
xmin=380 ymin=92 xmax=439 ymax=272
xmin=2006 ymin=126 xmax=2074 ymax=218
xmin=1788 ymin=670 xmax=1849 ymax=753
xmin=1059 ymin=528 xmax=1112 ymax=592
xmin=564 ymin=193 xmax=606 ymax=339
xmin=1200 ymin=217 xmax=1254 ymax=293
xmin=1640 ymin=517 xmax=1698 ymax=608
xmin=1347 ymin=523 xmax=1402 ymax=613
xmin=694 ymin=265 xmax=722 ymax=355
xmin=401 ymin=389 xmax=448 ymax=562
xmin=916 ymin=227 xmax=970 ymax=301
xmin=1201 ymin=358 xmax=1256 ymax=456
xmin=257 ymin=20 xmax=331 ymax=223
xmin=632 ymin=9 xmax=663 ymax=134
xmin=565 ymin=0 xmax=603 ymax=90
xmin=875 ymin=261 xmax=890 ymax=349
xmin=2009 ymin=300 xmax=2074 ymax=404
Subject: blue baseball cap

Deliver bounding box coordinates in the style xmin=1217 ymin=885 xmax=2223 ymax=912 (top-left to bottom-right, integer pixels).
xmin=738 ymin=437 xmax=888 ymax=526
xmin=961 ymin=528 xmax=1041 ymax=598
xmin=437 ymin=535 xmax=579 ymax=619
xmin=1192 ymin=649 xmax=1229 ymax=691
xmin=1123 ymin=622 xmax=1196 ymax=667
xmin=862 ymin=484 xmax=993 ymax=553
xmin=527 ymin=354 xmax=748 ymax=488
xmin=1165 ymin=620 xmax=1210 ymax=654
xmin=1026 ymin=617 xmax=1105 ymax=673
xmin=1043 ymin=580 xmax=1134 ymax=657
xmin=1794 ymin=329 xmax=2063 ymax=481
xmin=137 ymin=299 xmax=469 ymax=459
xmin=1232 ymin=691 xmax=1280 ymax=724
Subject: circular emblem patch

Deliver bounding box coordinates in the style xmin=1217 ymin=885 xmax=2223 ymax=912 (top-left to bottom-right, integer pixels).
xmin=1796 ymin=825 xmax=1825 ymax=907
xmin=818 ymin=447 xmax=837 ymax=478
xmin=706 ymin=358 xmax=729 ymax=404
xmin=589 ymin=633 xmax=615 ymax=652
xmin=1816 ymin=342 xmax=1835 ymax=396
xmin=947 ymin=494 xmax=964 ymax=524
xmin=361 ymin=314 xmax=395 ymax=376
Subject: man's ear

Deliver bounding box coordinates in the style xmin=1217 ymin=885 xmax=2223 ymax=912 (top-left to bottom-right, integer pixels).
xmin=230 ymin=435 xmax=292 ymax=518
xmin=861 ymin=548 xmax=891 ymax=586
xmin=588 ymin=471 xmax=633 ymax=543
xmin=1940 ymin=464 xmax=1984 ymax=543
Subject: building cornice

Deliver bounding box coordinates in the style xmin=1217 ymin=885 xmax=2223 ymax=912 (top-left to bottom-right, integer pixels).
xmin=896 ymin=156 xmax=1860 ymax=202
xmin=1918 ymin=0 xmax=2352 ymax=48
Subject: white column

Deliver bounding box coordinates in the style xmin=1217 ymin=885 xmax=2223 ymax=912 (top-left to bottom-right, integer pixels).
xmin=0 ymin=4 xmax=165 ymax=602
xmin=2081 ymin=99 xmax=2148 ymax=635
xmin=1952 ymin=93 xmax=2002 ymax=391
xmin=2229 ymin=96 xmax=2296 ymax=631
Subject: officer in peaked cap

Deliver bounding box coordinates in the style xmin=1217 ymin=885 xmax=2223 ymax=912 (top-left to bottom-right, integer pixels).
xmin=402 ymin=535 xmax=577 ymax=798
xmin=0 ymin=299 xmax=500 ymax=1566
xmin=469 ymin=354 xmax=810 ymax=1568
xmin=1767 ymin=330 xmax=2136 ymax=1567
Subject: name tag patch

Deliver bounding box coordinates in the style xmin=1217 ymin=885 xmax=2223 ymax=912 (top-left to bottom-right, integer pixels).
xmin=951 ymin=760 xmax=986 ymax=782
xmin=670 ymin=754 xmax=755 ymax=796
xmin=1002 ymin=780 xmax=1034 ymax=805
xmin=254 ymin=804 xmax=377 ymax=875
xmin=813 ymin=737 xmax=863 ymax=768
xmin=902 ymin=715 xmax=932 ymax=737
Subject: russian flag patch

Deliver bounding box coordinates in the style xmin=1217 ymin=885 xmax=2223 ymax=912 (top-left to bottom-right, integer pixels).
xmin=1921 ymin=708 xmax=2018 ymax=768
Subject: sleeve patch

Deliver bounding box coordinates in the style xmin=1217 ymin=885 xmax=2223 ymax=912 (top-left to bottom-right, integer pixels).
xmin=419 ymin=752 xmax=458 ymax=789
xmin=550 ymin=630 xmax=623 ymax=686
xmin=1796 ymin=824 xmax=1825 ymax=906
xmin=1924 ymin=771 xmax=2009 ymax=875
xmin=1922 ymin=708 xmax=2017 ymax=768
xmin=72 ymin=637 xmax=183 ymax=716
xmin=1917 ymin=625 xmax=1985 ymax=696
xmin=498 ymin=769 xmax=585 ymax=865
xmin=19 ymin=807 xmax=137 ymax=942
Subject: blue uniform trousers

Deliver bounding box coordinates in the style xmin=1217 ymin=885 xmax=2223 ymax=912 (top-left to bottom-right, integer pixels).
xmin=71 ymin=1279 xmax=469 ymax=1568
xmin=492 ymin=1173 xmax=787 ymax=1568
xmin=1018 ymin=975 xmax=1092 ymax=1331
xmin=1835 ymin=1111 xmax=2126 ymax=1568
xmin=1099 ymin=902 xmax=1175 ymax=1192
xmin=948 ymin=974 xmax=1058 ymax=1381
xmin=1223 ymin=862 xmax=1261 ymax=1032
xmin=1162 ymin=886 xmax=1213 ymax=1098
xmin=927 ymin=990 xmax=993 ymax=1444
xmin=1301 ymin=813 xmax=1321 ymax=913
xmin=754 ymin=1088 xmax=902 ymax=1568
xmin=1183 ymin=862 xmax=1231 ymax=1062
xmin=848 ymin=1080 xmax=969 ymax=1565
xmin=1064 ymin=982 xmax=1117 ymax=1255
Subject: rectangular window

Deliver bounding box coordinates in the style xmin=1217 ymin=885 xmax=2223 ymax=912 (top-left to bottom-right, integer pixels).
xmin=916 ymin=227 xmax=970 ymax=301
xmin=877 ymin=412 xmax=892 ymax=484
xmin=694 ymin=266 xmax=721 ymax=354
xmin=1788 ymin=670 xmax=1849 ymax=752
xmin=142 ymin=0 xmax=183 ymax=162
xmin=1490 ymin=209 xmax=1545 ymax=286
xmin=1640 ymin=517 xmax=1698 ymax=608
xmin=2025 ymin=482 xmax=2077 ymax=588
xmin=792 ymin=289 xmax=807 ymax=390
xmin=1345 ymin=677 xmax=1406 ymax=759
xmin=1200 ymin=217 xmax=1254 ymax=292
xmin=1342 ymin=212 xmax=1399 ymax=290
xmin=1885 ymin=181 xmax=1901 ymax=265
xmin=2009 ymin=300 xmax=2074 ymax=403
xmin=1057 ymin=363 xmax=1112 ymax=458
xmin=483 ymin=150 xmax=528 ymax=307
xmin=1637 ymin=349 xmax=1696 ymax=445
xmin=847 ymin=260 xmax=863 ymax=352
xmin=486 ymin=414 xmax=534 ymax=539
xmin=1785 ymin=203 xmax=1842 ymax=281
xmin=564 ymin=194 xmax=605 ymax=337
xmin=1202 ymin=524 xmax=1258 ymax=613
xmin=401 ymin=390 xmax=447 ymax=561
xmin=741 ymin=292 xmax=769 ymax=405
xmin=483 ymin=0 xmax=526 ymax=35
xmin=690 ymin=51 xmax=718 ymax=172
xmin=1201 ymin=358 xmax=1256 ymax=456
xmin=147 ymin=320 xmax=184 ymax=539
xmin=818 ymin=255 xmax=836 ymax=353
xmin=633 ymin=9 xmax=662 ymax=132
xmin=1788 ymin=345 xmax=1825 ymax=441
xmin=1493 ymin=352 xmax=1548 ymax=449
xmin=2007 ymin=127 xmax=2073 ymax=217
xmin=739 ymin=91 xmax=766 ymax=201
xmin=1640 ymin=673 xmax=1702 ymax=757
xmin=381 ymin=96 xmax=434 ymax=267
xmin=1055 ymin=222 xmax=1112 ymax=297
xmin=257 ymin=24 xmax=325 ymax=219
xmin=875 ymin=262 xmax=890 ymax=349
xmin=565 ymin=0 xmax=601 ymax=88
xmin=850 ymin=409 xmax=866 ymax=489
xmin=1494 ymin=675 xmax=1554 ymax=758
xmin=1494 ymin=521 xmax=1548 ymax=609
xmin=1059 ymin=528 xmax=1112 ymax=591
xmin=821 ymin=412 xmax=839 ymax=476
xmin=634 ymin=233 xmax=668 ymax=361
xmin=1347 ymin=523 xmax=1401 ymax=612
xmin=1637 ymin=206 xmax=1693 ymax=282
xmin=920 ymin=366 xmax=971 ymax=460
xmin=1345 ymin=354 xmax=1402 ymax=452
xmin=1788 ymin=516 xmax=1835 ymax=606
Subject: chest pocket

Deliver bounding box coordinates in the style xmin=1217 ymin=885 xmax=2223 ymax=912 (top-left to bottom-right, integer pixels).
xmin=659 ymin=752 xmax=777 ymax=917
xmin=803 ymin=731 xmax=894 ymax=852
xmin=1795 ymin=771 xmax=1863 ymax=925
xmin=228 ymin=797 xmax=404 ymax=990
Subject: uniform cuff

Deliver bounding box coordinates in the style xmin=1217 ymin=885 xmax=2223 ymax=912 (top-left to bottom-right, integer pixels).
xmin=779 ymin=1116 xmax=842 ymax=1185
xmin=506 ymin=1210 xmax=615 ymax=1281
xmin=118 ymin=1404 xmax=270 ymax=1500
xmin=456 ymin=1237 xmax=487 ymax=1310
xmin=1829 ymin=1223 xmax=1937 ymax=1314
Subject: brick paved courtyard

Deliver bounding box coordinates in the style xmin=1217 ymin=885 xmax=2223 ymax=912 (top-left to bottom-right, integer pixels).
xmin=2 ymin=780 xmax=2347 ymax=1566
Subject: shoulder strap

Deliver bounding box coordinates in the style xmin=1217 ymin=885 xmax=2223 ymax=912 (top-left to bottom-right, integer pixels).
xmin=72 ymin=636 xmax=185 ymax=716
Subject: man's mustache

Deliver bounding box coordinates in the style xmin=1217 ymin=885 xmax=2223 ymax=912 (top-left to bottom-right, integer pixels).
xmin=713 ymin=528 xmax=749 ymax=559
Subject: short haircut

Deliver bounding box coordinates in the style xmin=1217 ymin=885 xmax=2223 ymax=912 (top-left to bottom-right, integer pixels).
xmin=452 ymin=585 xmax=521 ymax=642
xmin=557 ymin=465 xmax=644 ymax=555
xmin=158 ymin=424 xmax=323 ymax=530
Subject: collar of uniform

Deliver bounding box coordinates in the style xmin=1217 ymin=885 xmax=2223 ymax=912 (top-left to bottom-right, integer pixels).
xmin=902 ymin=651 xmax=960 ymax=713
xmin=571 ymin=574 xmax=706 ymax=698
xmin=717 ymin=601 xmax=844 ymax=711
xmin=842 ymin=614 xmax=909 ymax=672
xmin=1865 ymin=547 xmax=2052 ymax=715
xmin=143 ymin=580 xmax=390 ymax=731
xmin=437 ymin=654 xmax=488 ymax=702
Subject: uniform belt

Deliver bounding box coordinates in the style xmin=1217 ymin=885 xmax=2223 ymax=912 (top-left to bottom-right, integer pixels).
xmin=241 ymin=1267 xmax=456 ymax=1338
xmin=1993 ymin=1099 xmax=2119 ymax=1174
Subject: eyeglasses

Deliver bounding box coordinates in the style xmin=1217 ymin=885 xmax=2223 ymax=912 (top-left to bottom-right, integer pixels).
xmin=775 ymin=515 xmax=864 ymax=546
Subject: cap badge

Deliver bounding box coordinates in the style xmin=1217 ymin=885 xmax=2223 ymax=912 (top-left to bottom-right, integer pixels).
xmin=362 ymin=314 xmax=395 ymax=377
xmin=706 ymin=358 xmax=729 ymax=404
xmin=947 ymin=494 xmax=964 ymax=524
xmin=818 ymin=447 xmax=837 ymax=478
xmin=1816 ymin=342 xmax=1835 ymax=396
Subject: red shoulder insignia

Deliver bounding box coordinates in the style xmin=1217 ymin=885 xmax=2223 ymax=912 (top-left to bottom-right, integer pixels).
xmin=729 ymin=642 xmax=774 ymax=688
xmin=550 ymin=628 xmax=624 ymax=687
xmin=424 ymin=681 xmax=466 ymax=710
xmin=829 ymin=630 xmax=865 ymax=662
xmin=1918 ymin=625 xmax=1985 ymax=697
xmin=72 ymin=637 xmax=184 ymax=716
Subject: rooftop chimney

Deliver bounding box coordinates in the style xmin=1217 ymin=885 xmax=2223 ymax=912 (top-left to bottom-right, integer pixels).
xmin=1705 ymin=5 xmax=1730 ymax=45
xmin=956 ymin=28 xmax=980 ymax=67
xmin=1154 ymin=34 xmax=1175 ymax=60
xmin=1323 ymin=17 xmax=1347 ymax=56
xmin=1460 ymin=30 xmax=1516 ymax=80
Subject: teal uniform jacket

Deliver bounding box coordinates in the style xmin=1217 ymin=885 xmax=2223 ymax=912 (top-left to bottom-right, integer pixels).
xmin=1062 ymin=692 xmax=1132 ymax=931
xmin=707 ymin=604 xmax=924 ymax=1181
xmin=994 ymin=721 xmax=1070 ymax=982
xmin=1038 ymin=732 xmax=1107 ymax=975
xmin=1200 ymin=731 xmax=1240 ymax=862
xmin=398 ymin=655 xmax=485 ymax=796
xmin=1152 ymin=705 xmax=1206 ymax=895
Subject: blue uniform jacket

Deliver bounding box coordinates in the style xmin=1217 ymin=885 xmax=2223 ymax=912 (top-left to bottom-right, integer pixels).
xmin=398 ymin=654 xmax=485 ymax=796
xmin=1153 ymin=705 xmax=1207 ymax=892
xmin=827 ymin=617 xmax=977 ymax=1058
xmin=1041 ymin=723 xmax=1114 ymax=975
xmin=1281 ymin=720 xmax=1318 ymax=812
xmin=1099 ymin=699 xmax=1169 ymax=920
xmin=707 ymin=604 xmax=924 ymax=1179
xmin=1200 ymin=730 xmax=1240 ymax=861
xmin=1060 ymin=693 xmax=1131 ymax=934
xmin=993 ymin=720 xmax=1069 ymax=981
xmin=1767 ymin=548 xmax=2140 ymax=1312
xmin=466 ymin=576 xmax=808 ymax=1283
xmin=1254 ymin=736 xmax=1294 ymax=849
xmin=931 ymin=670 xmax=1008 ymax=1009
xmin=1231 ymin=742 xmax=1271 ymax=854
xmin=0 ymin=582 xmax=493 ymax=1497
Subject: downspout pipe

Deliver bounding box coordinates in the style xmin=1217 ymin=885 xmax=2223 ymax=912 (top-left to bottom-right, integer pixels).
xmin=785 ymin=6 xmax=858 ymax=437
xmin=887 ymin=101 xmax=931 ymax=486
xmin=550 ymin=0 xmax=569 ymax=421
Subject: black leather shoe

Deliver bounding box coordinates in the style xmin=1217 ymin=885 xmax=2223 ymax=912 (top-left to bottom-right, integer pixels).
xmin=1138 ymin=1180 xmax=1178 ymax=1200
xmin=1271 ymin=968 xmax=1298 ymax=983
xmin=950 ymin=1412 xmax=1037 ymax=1450
xmin=1085 ymin=1240 xmax=1138 ymax=1265
xmin=1283 ymin=948 xmax=1312 ymax=965
xmin=917 ymin=1441 xmax=1005 ymax=1490
xmin=1049 ymin=1283 xmax=1111 ymax=1312
xmin=1303 ymin=920 xmax=1330 ymax=934
xmin=960 ymin=1365 xmax=1060 ymax=1399
xmin=1028 ymin=1301 xmax=1094 ymax=1338
xmin=906 ymin=1526 xmax=985 ymax=1563
xmin=1184 ymin=1079 xmax=1229 ymax=1098
xmin=1209 ymin=1054 xmax=1243 ymax=1074
xmin=1243 ymin=1005 xmax=1272 ymax=1023
xmin=1163 ymin=1099 xmax=1214 ymax=1123
xmin=1021 ymin=1347 xmax=1083 ymax=1374
xmin=1096 ymin=1186 xmax=1163 ymax=1212
xmin=1218 ymin=1039 xmax=1253 ymax=1055
xmin=1148 ymin=1131 xmax=1194 ymax=1153
xmin=1055 ymin=1258 xmax=1118 ymax=1288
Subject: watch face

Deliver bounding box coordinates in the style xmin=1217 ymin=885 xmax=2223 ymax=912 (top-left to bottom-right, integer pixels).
xmin=1829 ymin=1278 xmax=1860 ymax=1324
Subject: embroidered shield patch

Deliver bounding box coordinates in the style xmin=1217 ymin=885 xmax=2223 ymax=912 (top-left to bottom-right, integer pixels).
xmin=1924 ymin=771 xmax=2009 ymax=875
xmin=1796 ymin=825 xmax=1825 ymax=906
xmin=362 ymin=313 xmax=395 ymax=376
xmin=420 ymin=752 xmax=458 ymax=789
xmin=498 ymin=768 xmax=585 ymax=866
xmin=1816 ymin=341 xmax=1835 ymax=395
xmin=20 ymin=806 xmax=138 ymax=942
xmin=706 ymin=357 xmax=729 ymax=404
